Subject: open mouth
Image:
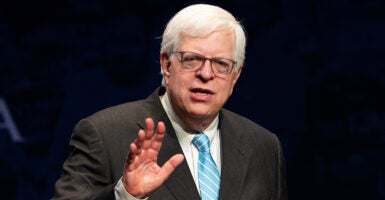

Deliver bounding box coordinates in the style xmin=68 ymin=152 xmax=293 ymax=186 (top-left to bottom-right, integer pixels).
xmin=190 ymin=88 xmax=214 ymax=101
xmin=191 ymin=88 xmax=214 ymax=95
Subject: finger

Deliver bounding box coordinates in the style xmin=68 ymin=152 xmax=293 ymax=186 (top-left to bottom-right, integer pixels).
xmin=126 ymin=144 xmax=136 ymax=164
xmin=130 ymin=143 xmax=138 ymax=156
xmin=125 ymin=143 xmax=139 ymax=171
xmin=156 ymin=121 xmax=166 ymax=135
xmin=151 ymin=121 xmax=166 ymax=152
xmin=125 ymin=129 xmax=145 ymax=168
xmin=145 ymin=118 xmax=155 ymax=138
xmin=142 ymin=118 xmax=155 ymax=149
xmin=134 ymin=130 xmax=146 ymax=151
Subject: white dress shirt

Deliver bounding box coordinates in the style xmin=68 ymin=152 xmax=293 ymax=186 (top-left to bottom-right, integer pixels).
xmin=114 ymin=92 xmax=221 ymax=199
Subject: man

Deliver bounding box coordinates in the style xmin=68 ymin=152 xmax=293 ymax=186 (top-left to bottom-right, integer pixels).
xmin=53 ymin=4 xmax=287 ymax=200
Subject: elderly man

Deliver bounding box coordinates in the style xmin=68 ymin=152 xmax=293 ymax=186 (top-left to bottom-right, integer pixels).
xmin=53 ymin=4 xmax=287 ymax=200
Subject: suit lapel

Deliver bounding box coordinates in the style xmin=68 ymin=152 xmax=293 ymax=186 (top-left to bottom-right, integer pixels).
xmin=138 ymin=88 xmax=200 ymax=199
xmin=159 ymin=128 xmax=201 ymax=200
xmin=218 ymin=112 xmax=251 ymax=200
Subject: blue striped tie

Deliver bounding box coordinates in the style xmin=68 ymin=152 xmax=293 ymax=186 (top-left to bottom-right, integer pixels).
xmin=192 ymin=133 xmax=220 ymax=200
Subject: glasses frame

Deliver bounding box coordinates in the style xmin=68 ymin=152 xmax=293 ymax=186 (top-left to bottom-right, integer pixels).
xmin=172 ymin=51 xmax=237 ymax=77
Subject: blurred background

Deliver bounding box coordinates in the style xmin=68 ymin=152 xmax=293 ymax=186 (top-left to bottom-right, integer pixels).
xmin=0 ymin=0 xmax=384 ymax=199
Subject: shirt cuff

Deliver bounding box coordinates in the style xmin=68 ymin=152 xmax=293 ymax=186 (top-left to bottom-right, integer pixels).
xmin=114 ymin=177 xmax=148 ymax=200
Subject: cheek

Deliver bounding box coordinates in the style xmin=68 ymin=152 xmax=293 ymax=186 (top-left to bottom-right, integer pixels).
xmin=169 ymin=70 xmax=191 ymax=86
xmin=223 ymin=82 xmax=237 ymax=99
xmin=216 ymin=83 xmax=233 ymax=102
xmin=168 ymin=73 xmax=179 ymax=86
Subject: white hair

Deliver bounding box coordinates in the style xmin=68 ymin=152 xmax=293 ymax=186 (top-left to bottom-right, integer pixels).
xmin=160 ymin=4 xmax=247 ymax=85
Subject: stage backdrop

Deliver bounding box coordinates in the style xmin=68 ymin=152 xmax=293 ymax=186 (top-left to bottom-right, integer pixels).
xmin=0 ymin=0 xmax=384 ymax=199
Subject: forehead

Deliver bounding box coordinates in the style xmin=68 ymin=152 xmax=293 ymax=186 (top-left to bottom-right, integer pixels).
xmin=178 ymin=30 xmax=235 ymax=57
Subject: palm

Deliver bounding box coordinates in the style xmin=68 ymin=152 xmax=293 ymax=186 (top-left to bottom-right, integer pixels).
xmin=123 ymin=118 xmax=184 ymax=198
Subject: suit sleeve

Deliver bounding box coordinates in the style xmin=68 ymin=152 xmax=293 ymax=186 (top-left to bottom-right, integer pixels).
xmin=273 ymin=134 xmax=288 ymax=200
xmin=52 ymin=119 xmax=117 ymax=200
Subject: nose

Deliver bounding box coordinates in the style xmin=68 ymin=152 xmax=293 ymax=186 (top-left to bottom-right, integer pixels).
xmin=196 ymin=59 xmax=215 ymax=80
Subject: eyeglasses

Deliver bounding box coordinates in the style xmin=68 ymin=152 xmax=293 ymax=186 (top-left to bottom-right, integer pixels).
xmin=173 ymin=51 xmax=237 ymax=77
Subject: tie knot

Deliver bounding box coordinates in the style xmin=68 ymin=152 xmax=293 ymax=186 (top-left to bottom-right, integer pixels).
xmin=192 ymin=133 xmax=211 ymax=152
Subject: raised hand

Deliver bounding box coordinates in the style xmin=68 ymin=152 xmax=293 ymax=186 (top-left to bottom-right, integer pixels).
xmin=122 ymin=118 xmax=184 ymax=198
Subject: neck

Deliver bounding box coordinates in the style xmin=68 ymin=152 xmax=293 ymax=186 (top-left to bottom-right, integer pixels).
xmin=177 ymin=114 xmax=216 ymax=133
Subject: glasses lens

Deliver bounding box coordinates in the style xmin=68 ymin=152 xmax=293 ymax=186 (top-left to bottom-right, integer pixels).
xmin=180 ymin=52 xmax=204 ymax=69
xmin=212 ymin=59 xmax=232 ymax=74
xmin=177 ymin=51 xmax=235 ymax=75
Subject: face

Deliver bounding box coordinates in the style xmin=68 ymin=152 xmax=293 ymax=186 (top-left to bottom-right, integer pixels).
xmin=161 ymin=30 xmax=242 ymax=126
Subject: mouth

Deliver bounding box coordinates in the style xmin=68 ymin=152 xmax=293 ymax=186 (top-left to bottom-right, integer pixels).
xmin=191 ymin=88 xmax=214 ymax=95
xmin=190 ymin=88 xmax=214 ymax=101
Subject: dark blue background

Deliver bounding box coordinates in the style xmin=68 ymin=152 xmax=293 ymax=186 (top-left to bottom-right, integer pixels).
xmin=0 ymin=0 xmax=384 ymax=199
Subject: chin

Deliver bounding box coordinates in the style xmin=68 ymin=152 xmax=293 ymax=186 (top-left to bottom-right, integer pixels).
xmin=189 ymin=109 xmax=215 ymax=119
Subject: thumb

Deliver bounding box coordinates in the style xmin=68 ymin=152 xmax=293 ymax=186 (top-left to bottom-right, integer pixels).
xmin=159 ymin=154 xmax=184 ymax=178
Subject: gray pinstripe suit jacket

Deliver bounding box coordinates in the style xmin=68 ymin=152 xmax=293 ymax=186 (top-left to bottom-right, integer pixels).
xmin=53 ymin=87 xmax=287 ymax=200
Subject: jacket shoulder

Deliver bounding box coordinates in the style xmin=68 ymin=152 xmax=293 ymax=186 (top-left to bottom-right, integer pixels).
xmin=220 ymin=108 xmax=272 ymax=134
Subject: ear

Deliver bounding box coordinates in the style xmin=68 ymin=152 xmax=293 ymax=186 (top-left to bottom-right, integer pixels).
xmin=232 ymin=67 xmax=242 ymax=87
xmin=160 ymin=53 xmax=171 ymax=76
xmin=229 ymin=67 xmax=242 ymax=95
